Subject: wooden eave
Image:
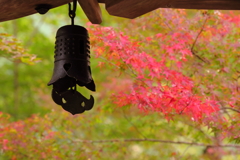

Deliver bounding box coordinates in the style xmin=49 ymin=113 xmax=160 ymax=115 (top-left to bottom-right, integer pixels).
xmin=0 ymin=0 xmax=239 ymax=24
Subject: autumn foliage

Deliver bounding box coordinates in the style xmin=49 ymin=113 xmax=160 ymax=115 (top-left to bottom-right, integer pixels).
xmin=0 ymin=8 xmax=239 ymax=159
xmin=89 ymin=10 xmax=239 ymax=122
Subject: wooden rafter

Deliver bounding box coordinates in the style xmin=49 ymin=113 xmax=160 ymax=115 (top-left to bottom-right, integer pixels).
xmin=104 ymin=0 xmax=240 ymax=19
xmin=105 ymin=0 xmax=177 ymax=19
xmin=163 ymin=0 xmax=240 ymax=10
xmin=77 ymin=0 xmax=102 ymax=24
xmin=0 ymin=0 xmax=239 ymax=23
xmin=0 ymin=0 xmax=72 ymax=22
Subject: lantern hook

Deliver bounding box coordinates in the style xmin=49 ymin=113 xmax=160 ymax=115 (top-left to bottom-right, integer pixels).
xmin=68 ymin=0 xmax=77 ymax=25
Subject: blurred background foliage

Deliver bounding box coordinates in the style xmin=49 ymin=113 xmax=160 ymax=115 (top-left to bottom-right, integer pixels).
xmin=0 ymin=3 xmax=239 ymax=160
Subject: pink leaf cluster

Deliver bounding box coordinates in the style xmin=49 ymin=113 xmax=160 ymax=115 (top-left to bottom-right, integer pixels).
xmin=89 ymin=25 xmax=220 ymax=120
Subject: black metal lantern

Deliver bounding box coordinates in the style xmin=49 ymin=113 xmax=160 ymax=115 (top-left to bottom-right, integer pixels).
xmin=48 ymin=0 xmax=95 ymax=114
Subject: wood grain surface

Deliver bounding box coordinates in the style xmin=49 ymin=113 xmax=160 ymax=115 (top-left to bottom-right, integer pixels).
xmin=105 ymin=0 xmax=177 ymax=19
xmin=0 ymin=0 xmax=239 ymax=23
xmin=166 ymin=0 xmax=240 ymax=10
xmin=0 ymin=0 xmax=72 ymax=22
xmin=105 ymin=0 xmax=240 ymax=19
xmin=78 ymin=0 xmax=102 ymax=24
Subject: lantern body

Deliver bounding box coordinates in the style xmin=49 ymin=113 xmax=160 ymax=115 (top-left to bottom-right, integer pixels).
xmin=48 ymin=25 xmax=95 ymax=114
xmin=48 ymin=25 xmax=95 ymax=93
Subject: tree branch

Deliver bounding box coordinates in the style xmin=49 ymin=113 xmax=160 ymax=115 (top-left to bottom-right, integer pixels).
xmin=122 ymin=110 xmax=147 ymax=139
xmin=221 ymin=107 xmax=240 ymax=114
xmin=190 ymin=16 xmax=210 ymax=64
xmin=73 ymin=138 xmax=240 ymax=148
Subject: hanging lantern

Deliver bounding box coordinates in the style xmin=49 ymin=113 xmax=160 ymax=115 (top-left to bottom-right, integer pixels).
xmin=48 ymin=0 xmax=95 ymax=115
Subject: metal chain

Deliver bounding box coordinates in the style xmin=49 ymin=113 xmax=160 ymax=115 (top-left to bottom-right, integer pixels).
xmin=68 ymin=0 xmax=77 ymax=25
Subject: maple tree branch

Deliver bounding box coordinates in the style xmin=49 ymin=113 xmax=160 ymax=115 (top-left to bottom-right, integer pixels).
xmin=122 ymin=110 xmax=147 ymax=139
xmin=221 ymin=107 xmax=240 ymax=114
xmin=163 ymin=20 xmax=173 ymax=32
xmin=190 ymin=16 xmax=210 ymax=64
xmin=179 ymin=96 xmax=193 ymax=115
xmin=180 ymin=120 xmax=213 ymax=141
xmin=73 ymin=138 xmax=240 ymax=148
xmin=215 ymin=96 xmax=232 ymax=118
xmin=154 ymin=12 xmax=173 ymax=32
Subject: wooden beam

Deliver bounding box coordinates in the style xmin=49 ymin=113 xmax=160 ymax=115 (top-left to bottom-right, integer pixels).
xmin=166 ymin=0 xmax=240 ymax=10
xmin=78 ymin=0 xmax=102 ymax=24
xmin=98 ymin=0 xmax=105 ymax=3
xmin=105 ymin=0 xmax=240 ymax=19
xmin=0 ymin=0 xmax=72 ymax=22
xmin=105 ymin=0 xmax=177 ymax=19
xmin=0 ymin=0 xmax=238 ymax=23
